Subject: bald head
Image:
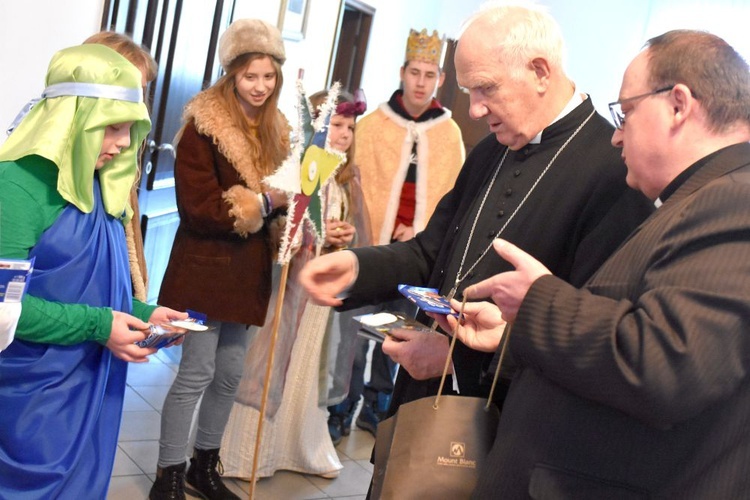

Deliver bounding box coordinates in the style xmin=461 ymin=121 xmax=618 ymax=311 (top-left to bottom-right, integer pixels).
xmin=610 ymin=30 xmax=750 ymax=200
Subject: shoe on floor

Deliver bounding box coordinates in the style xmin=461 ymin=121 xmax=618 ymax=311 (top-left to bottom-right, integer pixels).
xmin=185 ymin=447 xmax=239 ymax=500
xmin=356 ymin=392 xmax=392 ymax=437
xmin=355 ymin=401 xmax=380 ymax=437
xmin=327 ymin=412 xmax=351 ymax=446
xmin=149 ymin=462 xmax=186 ymax=500
xmin=327 ymin=400 xmax=356 ymax=445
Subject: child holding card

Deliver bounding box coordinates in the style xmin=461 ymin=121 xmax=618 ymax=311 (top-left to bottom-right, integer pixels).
xmin=0 ymin=44 xmax=187 ymax=498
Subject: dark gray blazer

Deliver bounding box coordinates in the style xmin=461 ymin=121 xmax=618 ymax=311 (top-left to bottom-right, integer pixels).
xmin=477 ymin=142 xmax=750 ymax=498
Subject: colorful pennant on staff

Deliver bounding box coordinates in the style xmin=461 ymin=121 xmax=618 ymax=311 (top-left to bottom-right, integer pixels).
xmin=264 ymin=81 xmax=346 ymax=265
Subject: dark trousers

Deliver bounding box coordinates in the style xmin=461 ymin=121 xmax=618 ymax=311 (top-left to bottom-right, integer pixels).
xmin=353 ymin=337 xmax=397 ymax=404
xmin=349 ymin=297 xmax=415 ymax=408
xmin=329 ymin=298 xmax=416 ymax=417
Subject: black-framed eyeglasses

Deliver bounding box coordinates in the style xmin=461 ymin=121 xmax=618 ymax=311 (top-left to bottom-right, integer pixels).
xmin=608 ymin=86 xmax=674 ymax=130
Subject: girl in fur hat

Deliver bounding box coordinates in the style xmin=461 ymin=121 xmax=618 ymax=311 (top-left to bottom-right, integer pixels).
xmin=151 ymin=19 xmax=289 ymax=500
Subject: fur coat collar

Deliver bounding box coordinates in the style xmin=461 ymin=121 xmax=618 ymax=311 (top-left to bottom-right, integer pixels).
xmin=183 ymin=88 xmax=266 ymax=191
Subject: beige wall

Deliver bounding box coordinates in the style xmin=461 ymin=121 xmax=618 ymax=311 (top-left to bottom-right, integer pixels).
xmin=0 ymin=0 xmax=102 ymax=144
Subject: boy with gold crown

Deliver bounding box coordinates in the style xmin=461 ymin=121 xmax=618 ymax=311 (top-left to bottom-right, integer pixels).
xmin=327 ymin=28 xmax=464 ymax=443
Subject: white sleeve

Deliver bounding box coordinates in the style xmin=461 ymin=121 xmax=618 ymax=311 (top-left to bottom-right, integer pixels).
xmin=0 ymin=302 xmax=22 ymax=351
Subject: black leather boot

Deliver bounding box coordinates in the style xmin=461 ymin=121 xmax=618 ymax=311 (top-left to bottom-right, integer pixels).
xmin=185 ymin=448 xmax=239 ymax=500
xmin=149 ymin=462 xmax=186 ymax=500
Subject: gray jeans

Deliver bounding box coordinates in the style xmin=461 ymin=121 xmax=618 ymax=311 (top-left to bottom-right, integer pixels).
xmin=157 ymin=320 xmax=256 ymax=467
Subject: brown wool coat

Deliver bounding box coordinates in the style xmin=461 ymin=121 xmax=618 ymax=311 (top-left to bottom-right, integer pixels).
xmin=158 ymin=89 xmax=288 ymax=325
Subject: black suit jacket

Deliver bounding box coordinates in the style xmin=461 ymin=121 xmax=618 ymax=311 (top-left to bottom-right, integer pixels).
xmin=346 ymin=99 xmax=653 ymax=410
xmin=477 ymin=142 xmax=750 ymax=498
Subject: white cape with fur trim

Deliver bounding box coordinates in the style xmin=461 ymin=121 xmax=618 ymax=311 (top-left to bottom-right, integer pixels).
xmin=355 ymin=103 xmax=465 ymax=245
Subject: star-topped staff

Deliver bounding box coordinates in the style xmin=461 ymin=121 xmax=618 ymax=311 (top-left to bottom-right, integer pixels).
xmin=265 ymin=80 xmax=346 ymax=265
xmin=248 ymin=80 xmax=346 ymax=498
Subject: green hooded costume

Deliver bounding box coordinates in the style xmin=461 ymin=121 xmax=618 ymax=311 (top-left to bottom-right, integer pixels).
xmin=0 ymin=44 xmax=154 ymax=344
xmin=0 ymin=43 xmax=151 ymax=222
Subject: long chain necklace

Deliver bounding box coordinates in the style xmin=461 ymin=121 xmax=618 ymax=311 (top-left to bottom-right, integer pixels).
xmin=446 ymin=109 xmax=596 ymax=301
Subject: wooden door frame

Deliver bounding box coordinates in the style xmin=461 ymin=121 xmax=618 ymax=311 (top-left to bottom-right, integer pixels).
xmin=327 ymin=0 xmax=375 ymax=92
xmin=99 ymin=0 xmax=236 ymax=303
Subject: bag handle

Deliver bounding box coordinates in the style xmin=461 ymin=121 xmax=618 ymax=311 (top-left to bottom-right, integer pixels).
xmin=434 ymin=295 xmax=512 ymax=411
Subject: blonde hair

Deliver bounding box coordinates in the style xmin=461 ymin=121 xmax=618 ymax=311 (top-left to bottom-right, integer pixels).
xmin=84 ymin=31 xmax=157 ymax=83
xmin=212 ymin=52 xmax=288 ymax=175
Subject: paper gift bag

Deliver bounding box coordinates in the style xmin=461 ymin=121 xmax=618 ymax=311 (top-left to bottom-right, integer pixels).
xmin=372 ymin=394 xmax=499 ymax=499
xmin=371 ymin=317 xmax=512 ymax=499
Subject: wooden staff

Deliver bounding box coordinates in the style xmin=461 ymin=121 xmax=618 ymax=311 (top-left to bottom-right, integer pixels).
xmin=249 ymin=262 xmax=290 ymax=499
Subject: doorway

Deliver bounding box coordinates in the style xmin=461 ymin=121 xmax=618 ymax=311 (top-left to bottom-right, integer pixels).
xmin=100 ymin=0 xmax=236 ymax=303
xmin=436 ymin=38 xmax=490 ymax=155
xmin=328 ymin=0 xmax=374 ymax=94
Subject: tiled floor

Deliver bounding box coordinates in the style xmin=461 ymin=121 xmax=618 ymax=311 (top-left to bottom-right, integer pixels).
xmin=108 ymin=346 xmax=375 ymax=499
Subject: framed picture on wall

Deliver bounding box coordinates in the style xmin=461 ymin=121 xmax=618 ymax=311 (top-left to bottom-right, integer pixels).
xmin=278 ymin=0 xmax=309 ymax=41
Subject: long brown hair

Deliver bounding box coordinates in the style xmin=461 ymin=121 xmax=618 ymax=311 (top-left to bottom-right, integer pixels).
xmin=213 ymin=52 xmax=288 ymax=175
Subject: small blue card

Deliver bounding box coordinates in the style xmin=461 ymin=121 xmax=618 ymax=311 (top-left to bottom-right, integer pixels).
xmin=135 ymin=309 xmax=211 ymax=349
xmin=398 ymin=284 xmax=458 ymax=316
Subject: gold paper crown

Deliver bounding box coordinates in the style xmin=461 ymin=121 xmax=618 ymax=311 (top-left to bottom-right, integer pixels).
xmin=405 ymin=28 xmax=443 ymax=66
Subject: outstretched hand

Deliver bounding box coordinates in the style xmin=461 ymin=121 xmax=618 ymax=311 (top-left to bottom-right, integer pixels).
xmin=148 ymin=306 xmax=190 ymax=346
xmin=298 ymin=250 xmax=358 ymax=306
xmin=463 ymin=239 xmax=551 ymax=323
xmin=149 ymin=306 xmax=189 ymax=325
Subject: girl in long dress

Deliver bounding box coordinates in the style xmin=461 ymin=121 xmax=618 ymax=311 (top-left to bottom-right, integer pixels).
xmin=220 ymin=89 xmax=369 ymax=480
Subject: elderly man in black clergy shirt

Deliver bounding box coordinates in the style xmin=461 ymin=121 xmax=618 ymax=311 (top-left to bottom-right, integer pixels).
xmin=442 ymin=29 xmax=750 ymax=498
xmin=299 ymin=3 xmax=653 ymax=419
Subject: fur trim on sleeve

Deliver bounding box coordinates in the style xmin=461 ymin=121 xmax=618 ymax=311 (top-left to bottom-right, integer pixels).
xmin=223 ymin=185 xmax=264 ymax=237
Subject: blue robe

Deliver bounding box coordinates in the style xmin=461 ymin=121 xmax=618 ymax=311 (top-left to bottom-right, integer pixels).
xmin=0 ymin=179 xmax=131 ymax=498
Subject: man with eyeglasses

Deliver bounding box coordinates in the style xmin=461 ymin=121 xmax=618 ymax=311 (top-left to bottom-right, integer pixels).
xmin=440 ymin=29 xmax=750 ymax=497
xmin=608 ymin=86 xmax=673 ymax=130
xmin=300 ymin=3 xmax=651 ymax=433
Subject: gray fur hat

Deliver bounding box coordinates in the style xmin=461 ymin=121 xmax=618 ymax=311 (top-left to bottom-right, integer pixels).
xmin=219 ymin=18 xmax=286 ymax=70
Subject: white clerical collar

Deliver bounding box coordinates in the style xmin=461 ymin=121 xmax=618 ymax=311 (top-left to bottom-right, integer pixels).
xmin=529 ymin=87 xmax=587 ymax=144
xmin=654 ymin=198 xmax=663 ymax=208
